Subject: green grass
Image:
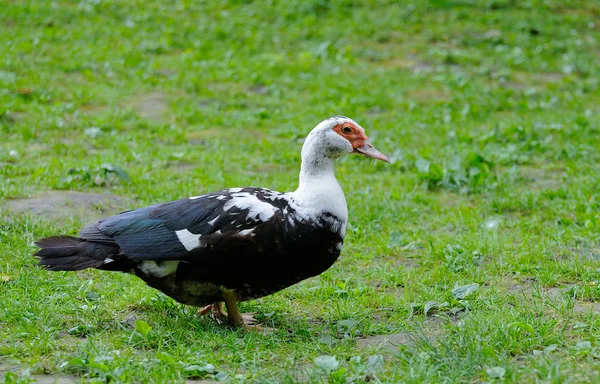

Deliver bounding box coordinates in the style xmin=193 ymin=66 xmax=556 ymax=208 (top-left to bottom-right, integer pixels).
xmin=2 ymin=0 xmax=600 ymax=382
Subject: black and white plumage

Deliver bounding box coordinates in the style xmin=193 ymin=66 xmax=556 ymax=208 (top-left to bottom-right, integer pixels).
xmin=34 ymin=116 xmax=389 ymax=328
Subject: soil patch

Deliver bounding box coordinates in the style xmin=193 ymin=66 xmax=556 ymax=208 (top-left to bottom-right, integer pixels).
xmin=357 ymin=319 xmax=444 ymax=352
xmin=393 ymin=258 xmax=420 ymax=270
xmin=29 ymin=376 xmax=77 ymax=383
xmin=379 ymin=53 xmax=434 ymax=73
xmin=0 ymin=358 xmax=19 ymax=374
xmin=248 ymin=85 xmax=269 ymax=94
xmin=539 ymin=72 xmax=564 ymax=83
xmin=3 ymin=191 xmax=134 ymax=222
xmin=500 ymin=81 xmax=529 ymax=91
xmin=519 ymin=166 xmax=566 ymax=190
xmin=156 ymin=68 xmax=178 ymax=77
xmin=573 ymin=302 xmax=600 ymax=313
xmin=1 ymin=358 xmax=78 ymax=383
xmin=128 ymin=92 xmax=171 ymax=122
xmin=499 ymin=278 xmax=600 ymax=313
xmin=356 ymin=332 xmax=415 ymax=351
xmin=79 ymin=104 xmax=108 ymax=115
xmin=187 ymin=128 xmax=223 ymax=145
xmin=1 ymin=110 xmax=26 ymax=124
xmin=406 ymin=89 xmax=450 ymax=102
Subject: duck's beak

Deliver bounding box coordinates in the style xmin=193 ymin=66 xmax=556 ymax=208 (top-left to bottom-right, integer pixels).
xmin=355 ymin=140 xmax=390 ymax=163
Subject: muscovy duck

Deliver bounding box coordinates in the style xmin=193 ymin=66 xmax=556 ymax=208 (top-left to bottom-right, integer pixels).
xmin=34 ymin=116 xmax=389 ymax=328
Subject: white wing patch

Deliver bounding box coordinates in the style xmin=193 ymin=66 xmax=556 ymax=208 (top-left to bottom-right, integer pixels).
xmin=175 ymin=229 xmax=201 ymax=251
xmin=260 ymin=188 xmax=286 ymax=201
xmin=139 ymin=261 xmax=180 ymax=278
xmin=238 ymin=229 xmax=253 ymax=236
xmin=223 ymin=193 xmax=277 ymax=221
xmin=189 ymin=195 xmax=203 ymax=200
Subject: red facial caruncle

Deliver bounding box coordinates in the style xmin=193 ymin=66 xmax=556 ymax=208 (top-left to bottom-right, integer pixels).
xmin=333 ymin=122 xmax=389 ymax=162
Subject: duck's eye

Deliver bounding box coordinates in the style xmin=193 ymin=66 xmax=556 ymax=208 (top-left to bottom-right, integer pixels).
xmin=342 ymin=126 xmax=352 ymax=134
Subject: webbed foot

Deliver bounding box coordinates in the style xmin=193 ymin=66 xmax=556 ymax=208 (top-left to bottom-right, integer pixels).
xmin=198 ymin=302 xmax=228 ymax=323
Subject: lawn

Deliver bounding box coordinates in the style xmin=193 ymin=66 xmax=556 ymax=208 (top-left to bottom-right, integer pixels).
xmin=1 ymin=0 xmax=600 ymax=382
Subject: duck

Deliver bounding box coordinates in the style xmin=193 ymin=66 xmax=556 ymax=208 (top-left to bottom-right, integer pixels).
xmin=34 ymin=116 xmax=389 ymax=328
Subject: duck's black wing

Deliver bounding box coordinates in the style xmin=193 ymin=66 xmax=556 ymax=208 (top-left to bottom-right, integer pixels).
xmin=35 ymin=188 xmax=289 ymax=272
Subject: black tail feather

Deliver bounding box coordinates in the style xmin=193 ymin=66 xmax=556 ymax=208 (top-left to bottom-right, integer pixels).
xmin=34 ymin=235 xmax=121 ymax=271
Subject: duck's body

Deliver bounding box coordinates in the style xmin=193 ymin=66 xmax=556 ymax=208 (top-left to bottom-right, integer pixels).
xmin=34 ymin=116 xmax=388 ymax=327
xmin=54 ymin=187 xmax=346 ymax=306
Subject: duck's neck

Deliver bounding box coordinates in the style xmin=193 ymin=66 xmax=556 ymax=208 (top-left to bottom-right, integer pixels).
xmin=292 ymin=142 xmax=348 ymax=225
xmin=298 ymin=152 xmax=336 ymax=186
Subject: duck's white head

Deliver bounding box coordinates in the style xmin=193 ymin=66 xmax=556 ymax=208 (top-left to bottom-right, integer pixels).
xmin=302 ymin=116 xmax=389 ymax=163
xmin=293 ymin=116 xmax=388 ymax=228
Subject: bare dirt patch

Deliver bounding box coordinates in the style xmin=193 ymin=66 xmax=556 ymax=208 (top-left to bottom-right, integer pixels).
xmin=499 ymin=277 xmax=576 ymax=297
xmin=3 ymin=191 xmax=134 ymax=222
xmin=406 ymin=89 xmax=450 ymax=102
xmin=573 ymin=302 xmax=600 ymax=313
xmin=499 ymin=277 xmax=600 ymax=313
xmin=128 ymin=92 xmax=171 ymax=122
xmin=519 ymin=166 xmax=566 ymax=190
xmin=539 ymin=72 xmax=565 ymax=83
xmin=1 ymin=358 xmax=78 ymax=383
xmin=79 ymin=104 xmax=108 ymax=115
xmin=356 ymin=332 xmax=415 ymax=351
xmin=377 ymin=52 xmax=434 ymax=73
xmin=1 ymin=110 xmax=26 ymax=124
xmin=382 ymin=58 xmax=426 ymax=70
xmin=498 ymin=276 xmax=535 ymax=294
xmin=0 ymin=358 xmax=19 ymax=374
xmin=248 ymin=85 xmax=269 ymax=94
xmin=29 ymin=376 xmax=77 ymax=383
xmin=187 ymin=128 xmax=224 ymax=146
xmin=501 ymin=71 xmax=567 ymax=91
xmin=155 ymin=68 xmax=178 ymax=77
xmin=393 ymin=258 xmax=420 ymax=270
xmin=500 ymin=81 xmax=529 ymax=91
xmin=545 ymin=286 xmax=575 ymax=298
xmin=569 ymin=245 xmax=600 ymax=261
xmin=357 ymin=319 xmax=444 ymax=352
